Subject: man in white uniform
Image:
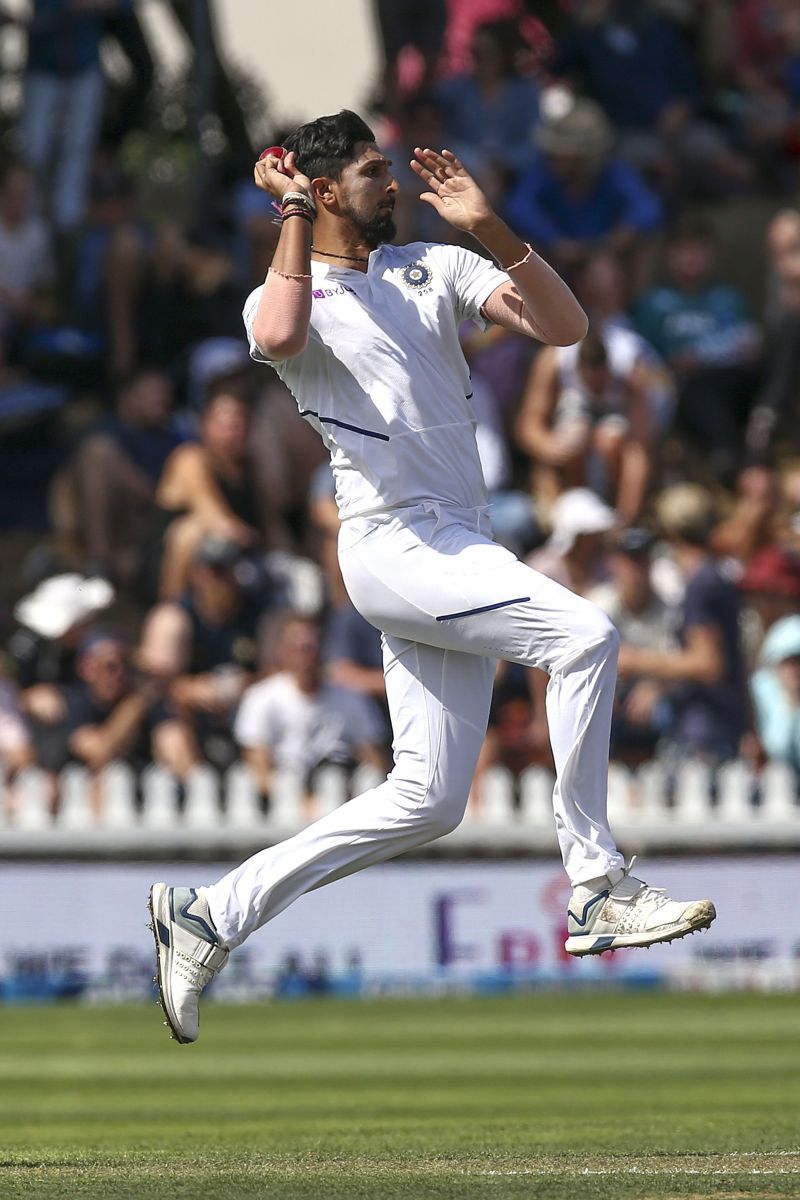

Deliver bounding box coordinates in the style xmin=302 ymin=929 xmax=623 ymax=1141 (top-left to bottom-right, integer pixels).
xmin=149 ymin=111 xmax=715 ymax=1043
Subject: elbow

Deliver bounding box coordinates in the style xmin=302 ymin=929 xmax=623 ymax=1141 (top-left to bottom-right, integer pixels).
xmin=547 ymin=307 xmax=589 ymax=347
xmin=252 ymin=323 xmax=308 ymax=362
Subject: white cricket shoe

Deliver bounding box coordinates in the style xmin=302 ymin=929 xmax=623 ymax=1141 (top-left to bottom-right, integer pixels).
xmin=148 ymin=883 xmax=229 ymax=1043
xmin=564 ymin=858 xmax=716 ymax=956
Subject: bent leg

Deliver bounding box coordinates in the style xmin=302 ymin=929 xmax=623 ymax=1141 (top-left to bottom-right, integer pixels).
xmin=206 ymin=637 xmax=495 ymax=948
xmin=340 ymin=509 xmax=623 ymax=884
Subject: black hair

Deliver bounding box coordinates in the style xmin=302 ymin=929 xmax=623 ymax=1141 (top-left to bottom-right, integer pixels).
xmin=283 ymin=109 xmax=376 ymax=181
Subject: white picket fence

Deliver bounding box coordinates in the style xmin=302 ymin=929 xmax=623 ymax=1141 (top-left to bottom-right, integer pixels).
xmin=0 ymin=758 xmax=798 ymax=855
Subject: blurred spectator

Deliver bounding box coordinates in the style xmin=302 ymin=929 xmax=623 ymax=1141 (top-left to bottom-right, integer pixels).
xmin=617 ymin=484 xmax=750 ymax=763
xmin=738 ymin=543 xmax=800 ymax=666
xmin=633 ymin=217 xmax=762 ymax=483
xmin=139 ymin=534 xmax=266 ymax=772
xmin=733 ymin=0 xmax=800 ymax=178
xmin=74 ymin=161 xmax=146 ymax=380
xmin=0 ymin=160 xmax=52 ymax=363
xmin=590 ymin=526 xmax=679 ymax=763
xmin=322 ymin=600 xmax=385 ymax=708
xmin=27 ymin=630 xmax=195 ymax=810
xmin=515 ymin=329 xmax=653 ymax=522
xmin=156 ymin=381 xmax=290 ymax=599
xmin=712 ymin=465 xmax=781 ymax=568
xmin=0 ymin=673 xmax=34 ymax=784
xmin=749 ymin=208 xmax=800 ymax=451
xmin=11 ymin=571 xmax=114 ymax=689
xmin=19 ymin=0 xmax=131 ymax=233
xmin=234 ymin=613 xmax=387 ymax=803
xmin=386 ymin=92 xmax=497 ymax=245
xmin=750 ymin=614 xmax=800 ymax=772
xmin=441 ymin=0 xmax=556 ymax=78
xmin=436 ymin=19 xmax=541 ymax=177
xmin=139 ymin=226 xmax=245 ymax=371
xmin=527 ymin=487 xmax=616 ymax=593
xmin=505 ymin=97 xmax=662 ymax=287
xmin=553 ymin=0 xmax=753 ymax=194
xmin=575 ymin=250 xmax=676 ymax=432
xmin=374 ymin=0 xmax=447 ymax=107
xmin=54 ymin=368 xmax=182 ymax=587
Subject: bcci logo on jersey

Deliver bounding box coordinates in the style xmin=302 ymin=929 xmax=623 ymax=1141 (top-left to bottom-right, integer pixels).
xmin=400 ymin=262 xmax=433 ymax=292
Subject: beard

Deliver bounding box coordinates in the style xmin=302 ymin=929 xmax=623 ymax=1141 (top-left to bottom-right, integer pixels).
xmin=342 ymin=201 xmax=396 ymax=249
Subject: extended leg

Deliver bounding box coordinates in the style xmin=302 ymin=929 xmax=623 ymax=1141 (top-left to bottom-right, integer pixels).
xmin=206 ymin=637 xmax=495 ymax=947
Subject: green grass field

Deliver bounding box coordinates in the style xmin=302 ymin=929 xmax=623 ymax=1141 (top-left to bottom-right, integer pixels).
xmin=1 ymin=992 xmax=798 ymax=1199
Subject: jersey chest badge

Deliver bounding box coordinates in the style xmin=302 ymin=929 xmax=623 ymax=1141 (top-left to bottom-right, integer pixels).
xmin=399 ymin=261 xmax=433 ymax=293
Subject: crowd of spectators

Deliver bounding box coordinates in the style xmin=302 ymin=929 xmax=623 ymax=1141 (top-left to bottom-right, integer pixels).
xmin=4 ymin=0 xmax=800 ymax=818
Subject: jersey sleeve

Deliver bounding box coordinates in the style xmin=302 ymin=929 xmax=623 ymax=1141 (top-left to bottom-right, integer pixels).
xmin=440 ymin=245 xmax=509 ymax=330
xmin=242 ymin=285 xmax=271 ymax=364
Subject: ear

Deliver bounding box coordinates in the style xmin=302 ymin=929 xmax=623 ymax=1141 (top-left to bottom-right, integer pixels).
xmin=312 ymin=175 xmax=338 ymax=211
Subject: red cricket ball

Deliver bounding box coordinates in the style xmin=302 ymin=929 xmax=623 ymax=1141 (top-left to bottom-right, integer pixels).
xmin=259 ymin=146 xmax=286 ymax=160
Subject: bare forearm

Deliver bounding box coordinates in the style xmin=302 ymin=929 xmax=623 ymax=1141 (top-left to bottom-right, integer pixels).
xmin=251 ymin=217 xmax=313 ymax=360
xmin=616 ymin=441 xmax=650 ymax=523
xmin=71 ymin=696 xmax=149 ymax=770
xmin=474 ymin=215 xmax=588 ymax=346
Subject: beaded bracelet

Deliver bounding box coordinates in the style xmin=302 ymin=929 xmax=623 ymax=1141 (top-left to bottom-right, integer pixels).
xmin=502 ymin=242 xmax=535 ymax=272
xmin=281 ymin=190 xmax=316 ymax=216
xmin=281 ymin=208 xmax=314 ymax=225
xmin=268 ymin=268 xmax=312 ymax=280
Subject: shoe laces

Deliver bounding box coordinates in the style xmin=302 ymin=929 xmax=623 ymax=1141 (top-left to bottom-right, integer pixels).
xmin=621 ymin=857 xmax=670 ymax=911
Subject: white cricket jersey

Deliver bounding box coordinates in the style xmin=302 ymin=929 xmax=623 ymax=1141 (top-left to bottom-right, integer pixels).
xmin=243 ymin=241 xmax=508 ymax=518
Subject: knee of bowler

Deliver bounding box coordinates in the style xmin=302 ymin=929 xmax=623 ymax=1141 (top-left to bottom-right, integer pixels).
xmin=392 ymin=775 xmax=467 ymax=838
xmin=577 ymin=605 xmax=620 ymax=660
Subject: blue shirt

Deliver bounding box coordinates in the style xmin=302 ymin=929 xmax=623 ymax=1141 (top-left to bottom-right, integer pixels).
xmin=672 ymin=560 xmax=747 ymax=757
xmin=28 ymin=0 xmax=131 ymax=76
xmin=436 ymin=75 xmax=540 ymax=173
xmin=633 ymin=284 xmax=752 ymax=366
xmin=553 ymin=13 xmax=699 ymax=130
xmin=505 ymin=154 xmax=662 ymax=248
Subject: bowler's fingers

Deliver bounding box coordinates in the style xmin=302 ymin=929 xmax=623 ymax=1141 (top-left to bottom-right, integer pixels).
xmin=410 ymin=156 xmax=441 ymax=192
xmin=441 ymin=149 xmax=464 ymax=173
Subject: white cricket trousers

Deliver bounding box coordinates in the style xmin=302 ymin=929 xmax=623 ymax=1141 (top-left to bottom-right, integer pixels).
xmin=207 ymin=503 xmax=624 ymax=949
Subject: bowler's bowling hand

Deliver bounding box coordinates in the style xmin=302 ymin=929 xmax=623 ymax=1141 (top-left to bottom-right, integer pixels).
xmin=254 ymin=150 xmax=313 ymax=204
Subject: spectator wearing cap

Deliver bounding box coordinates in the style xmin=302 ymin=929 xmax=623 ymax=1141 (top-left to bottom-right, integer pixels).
xmin=515 ymin=329 xmax=653 ymax=524
xmin=27 ymin=629 xmax=196 ymax=813
xmin=633 ymin=217 xmax=762 ymax=485
xmin=234 ymin=613 xmax=387 ymax=810
xmin=527 ymin=487 xmax=617 ymax=594
xmin=617 ymin=484 xmax=750 ymax=763
xmin=505 ymin=97 xmax=663 ymax=288
xmin=524 ymin=488 xmax=616 ymax=761
xmin=552 ymin=0 xmax=753 ymax=195
xmin=750 ymin=615 xmax=800 ymax=773
xmin=590 ymin=527 xmax=680 ymax=763
xmin=11 ymin=572 xmax=114 ymax=695
xmin=53 ymin=368 xmax=183 ymax=590
xmin=156 ymin=381 xmax=291 ymax=599
xmin=139 ymin=534 xmax=266 ymax=772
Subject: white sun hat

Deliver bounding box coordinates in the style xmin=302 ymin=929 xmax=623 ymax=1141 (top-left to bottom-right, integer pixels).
xmin=547 ymin=488 xmax=617 ymax=555
xmin=15 ymin=573 xmax=115 ymax=640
